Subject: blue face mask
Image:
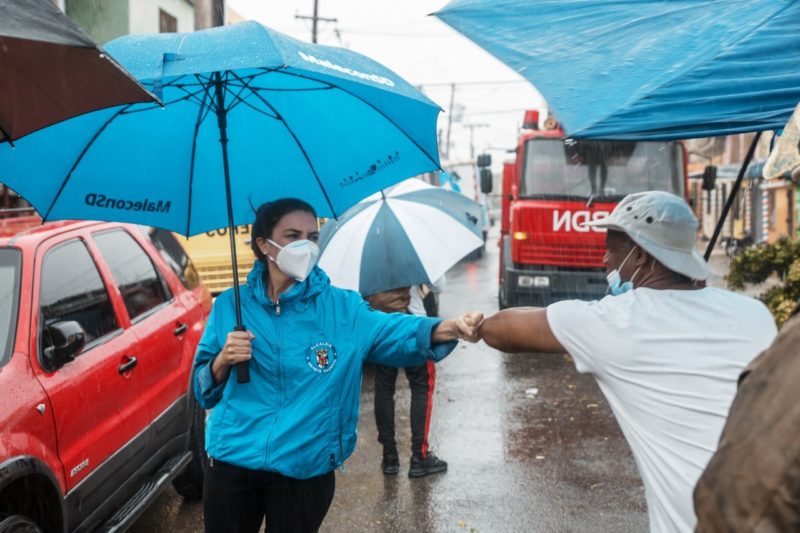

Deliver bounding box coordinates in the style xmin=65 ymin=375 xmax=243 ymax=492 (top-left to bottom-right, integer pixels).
xmin=606 ymin=246 xmax=640 ymax=296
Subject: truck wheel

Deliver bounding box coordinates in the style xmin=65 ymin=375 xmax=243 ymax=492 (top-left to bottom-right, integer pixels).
xmin=0 ymin=515 xmax=43 ymax=533
xmin=172 ymin=402 xmax=208 ymax=500
xmin=498 ymin=281 xmax=513 ymax=310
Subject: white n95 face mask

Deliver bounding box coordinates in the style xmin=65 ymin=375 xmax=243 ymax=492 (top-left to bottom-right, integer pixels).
xmin=267 ymin=239 xmax=320 ymax=282
xmin=606 ymin=245 xmax=640 ymax=296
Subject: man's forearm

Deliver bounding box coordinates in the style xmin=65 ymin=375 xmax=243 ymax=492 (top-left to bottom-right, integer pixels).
xmin=479 ymin=308 xmax=565 ymax=353
xmin=479 ymin=311 xmax=524 ymax=352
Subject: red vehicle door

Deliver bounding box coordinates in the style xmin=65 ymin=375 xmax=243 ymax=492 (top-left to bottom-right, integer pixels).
xmin=90 ymin=227 xmax=196 ymax=422
xmin=32 ymin=237 xmax=146 ymax=492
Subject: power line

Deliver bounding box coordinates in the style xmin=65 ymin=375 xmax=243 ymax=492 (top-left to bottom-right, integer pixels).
xmin=418 ymin=80 xmax=527 ymax=88
xmin=461 ymin=108 xmax=530 ymax=117
xmin=336 ymin=29 xmax=448 ymax=37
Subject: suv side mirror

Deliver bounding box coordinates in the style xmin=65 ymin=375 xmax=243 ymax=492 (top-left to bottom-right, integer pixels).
xmin=480 ymin=168 xmax=493 ymax=194
xmin=42 ymin=321 xmax=86 ymax=371
xmin=702 ymin=165 xmax=718 ymax=191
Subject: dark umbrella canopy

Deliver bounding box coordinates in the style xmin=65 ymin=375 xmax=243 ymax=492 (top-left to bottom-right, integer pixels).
xmin=0 ymin=0 xmax=156 ymax=143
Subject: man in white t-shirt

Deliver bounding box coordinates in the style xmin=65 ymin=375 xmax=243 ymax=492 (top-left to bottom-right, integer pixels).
xmin=475 ymin=191 xmax=777 ymax=532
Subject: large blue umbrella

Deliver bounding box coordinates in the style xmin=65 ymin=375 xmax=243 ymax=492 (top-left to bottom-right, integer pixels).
xmin=318 ymin=178 xmax=482 ymax=296
xmin=435 ymin=0 xmax=800 ymax=140
xmin=435 ymin=0 xmax=800 ymax=259
xmin=0 ymin=21 xmax=441 ymax=382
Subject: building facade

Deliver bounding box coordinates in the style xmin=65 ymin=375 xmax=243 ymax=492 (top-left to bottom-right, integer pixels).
xmin=64 ymin=0 xmax=194 ymax=44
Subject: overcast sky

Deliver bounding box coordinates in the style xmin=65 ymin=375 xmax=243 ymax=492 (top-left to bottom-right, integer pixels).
xmin=227 ymin=0 xmax=545 ymax=166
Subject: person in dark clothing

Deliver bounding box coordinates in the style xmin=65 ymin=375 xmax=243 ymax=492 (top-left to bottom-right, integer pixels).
xmin=366 ymin=285 xmax=448 ymax=478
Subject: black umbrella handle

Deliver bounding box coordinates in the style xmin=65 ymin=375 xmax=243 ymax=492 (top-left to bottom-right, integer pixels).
xmin=233 ymin=325 xmax=250 ymax=384
xmin=214 ymin=73 xmax=250 ymax=385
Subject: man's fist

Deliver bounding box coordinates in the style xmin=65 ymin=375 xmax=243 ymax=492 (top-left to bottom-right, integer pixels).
xmin=455 ymin=311 xmax=484 ymax=342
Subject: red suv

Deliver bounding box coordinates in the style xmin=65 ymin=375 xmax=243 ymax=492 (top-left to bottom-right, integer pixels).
xmin=0 ymin=220 xmax=212 ymax=532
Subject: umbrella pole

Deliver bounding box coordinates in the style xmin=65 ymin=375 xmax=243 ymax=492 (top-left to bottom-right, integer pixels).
xmin=213 ymin=71 xmax=250 ymax=384
xmin=704 ymin=131 xmax=762 ymax=261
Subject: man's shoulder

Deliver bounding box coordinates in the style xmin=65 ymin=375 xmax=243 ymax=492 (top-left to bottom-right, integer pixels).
xmin=547 ymin=294 xmax=630 ymax=332
xmin=699 ymin=287 xmax=774 ymax=319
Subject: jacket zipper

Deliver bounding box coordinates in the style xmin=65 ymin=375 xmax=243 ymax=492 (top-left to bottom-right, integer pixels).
xmin=264 ymin=295 xmax=283 ymax=466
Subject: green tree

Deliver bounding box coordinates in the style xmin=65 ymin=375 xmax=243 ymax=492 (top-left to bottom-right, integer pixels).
xmin=726 ymin=236 xmax=800 ymax=327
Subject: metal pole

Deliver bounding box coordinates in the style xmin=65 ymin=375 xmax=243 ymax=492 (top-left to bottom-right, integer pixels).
xmin=213 ymin=72 xmax=250 ymax=383
xmin=212 ymin=0 xmax=225 ymax=27
xmin=312 ymin=0 xmax=319 ymax=43
xmin=296 ymin=1 xmax=336 ymax=43
xmin=445 ymin=83 xmax=455 ymax=160
xmin=195 ymin=0 xmax=224 ymax=29
xmin=704 ymin=131 xmax=762 ymax=261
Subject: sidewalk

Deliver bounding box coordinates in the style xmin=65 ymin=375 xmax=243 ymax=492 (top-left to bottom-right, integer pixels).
xmin=703 ymin=240 xmax=779 ymax=298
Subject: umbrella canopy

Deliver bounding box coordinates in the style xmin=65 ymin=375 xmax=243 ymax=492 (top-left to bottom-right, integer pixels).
xmin=0 ymin=0 xmax=156 ymax=143
xmin=0 ymin=21 xmax=441 ymax=231
xmin=318 ymin=178 xmax=482 ymax=296
xmin=0 ymin=22 xmax=441 ymax=382
xmin=435 ymin=0 xmax=800 ymax=140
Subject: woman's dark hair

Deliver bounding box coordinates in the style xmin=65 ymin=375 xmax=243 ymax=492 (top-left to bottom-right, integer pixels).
xmin=250 ymin=198 xmax=317 ymax=262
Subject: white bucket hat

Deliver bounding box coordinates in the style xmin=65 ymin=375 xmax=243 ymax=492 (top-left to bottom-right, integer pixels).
xmin=585 ymin=191 xmax=709 ymax=281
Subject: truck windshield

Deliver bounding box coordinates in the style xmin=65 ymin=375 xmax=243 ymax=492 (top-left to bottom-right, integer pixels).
xmin=520 ymin=139 xmax=684 ymax=200
xmin=0 ymin=249 xmax=21 ymax=367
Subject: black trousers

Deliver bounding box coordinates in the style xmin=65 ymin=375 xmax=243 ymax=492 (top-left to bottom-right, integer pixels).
xmin=374 ymin=361 xmax=436 ymax=459
xmin=203 ymin=458 xmax=335 ymax=533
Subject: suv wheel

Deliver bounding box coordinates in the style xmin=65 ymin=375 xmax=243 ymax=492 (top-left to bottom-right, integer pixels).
xmin=172 ymin=402 xmax=208 ymax=500
xmin=0 ymin=515 xmax=43 ymax=533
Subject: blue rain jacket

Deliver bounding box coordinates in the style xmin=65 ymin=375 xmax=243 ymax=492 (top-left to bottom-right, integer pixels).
xmin=194 ymin=261 xmax=457 ymax=479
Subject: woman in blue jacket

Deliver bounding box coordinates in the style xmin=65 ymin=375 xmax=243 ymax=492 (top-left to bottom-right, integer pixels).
xmin=194 ymin=198 xmax=481 ymax=533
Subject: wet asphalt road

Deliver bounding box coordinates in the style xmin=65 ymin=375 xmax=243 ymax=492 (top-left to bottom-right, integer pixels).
xmin=130 ymin=234 xmax=648 ymax=533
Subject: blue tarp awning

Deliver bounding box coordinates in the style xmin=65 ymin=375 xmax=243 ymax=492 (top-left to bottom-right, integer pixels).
xmin=435 ymin=0 xmax=800 ymax=140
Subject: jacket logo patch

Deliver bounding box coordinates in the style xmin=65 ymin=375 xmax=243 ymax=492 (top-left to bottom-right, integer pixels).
xmin=308 ymin=341 xmax=337 ymax=374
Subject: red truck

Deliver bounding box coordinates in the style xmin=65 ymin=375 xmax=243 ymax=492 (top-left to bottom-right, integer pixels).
xmin=493 ymin=111 xmax=688 ymax=308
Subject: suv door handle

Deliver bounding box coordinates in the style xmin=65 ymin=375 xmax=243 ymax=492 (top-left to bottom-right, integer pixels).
xmin=173 ymin=323 xmax=187 ymax=336
xmin=119 ymin=356 xmax=138 ymax=375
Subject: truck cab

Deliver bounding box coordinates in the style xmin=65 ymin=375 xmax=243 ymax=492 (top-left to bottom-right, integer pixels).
xmin=498 ymin=111 xmax=687 ymax=308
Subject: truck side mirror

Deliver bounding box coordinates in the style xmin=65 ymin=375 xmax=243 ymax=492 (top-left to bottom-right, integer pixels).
xmin=477 ymin=153 xmax=492 ymax=168
xmin=42 ymin=320 xmax=86 ymax=372
xmin=702 ymin=165 xmax=717 ymax=191
xmin=480 ymin=168 xmax=493 ymax=194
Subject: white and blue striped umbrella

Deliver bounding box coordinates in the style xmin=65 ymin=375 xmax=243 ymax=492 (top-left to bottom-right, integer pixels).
xmin=319 ymin=178 xmax=483 ymax=296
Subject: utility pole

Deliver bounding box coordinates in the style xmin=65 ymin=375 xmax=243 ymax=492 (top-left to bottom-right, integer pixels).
xmin=464 ymin=123 xmax=489 ymax=201
xmin=295 ymin=0 xmax=337 ymax=43
xmin=196 ymin=0 xmax=225 ymax=29
xmin=444 ymin=83 xmax=456 ymax=161
xmin=464 ymin=123 xmax=489 ymax=160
